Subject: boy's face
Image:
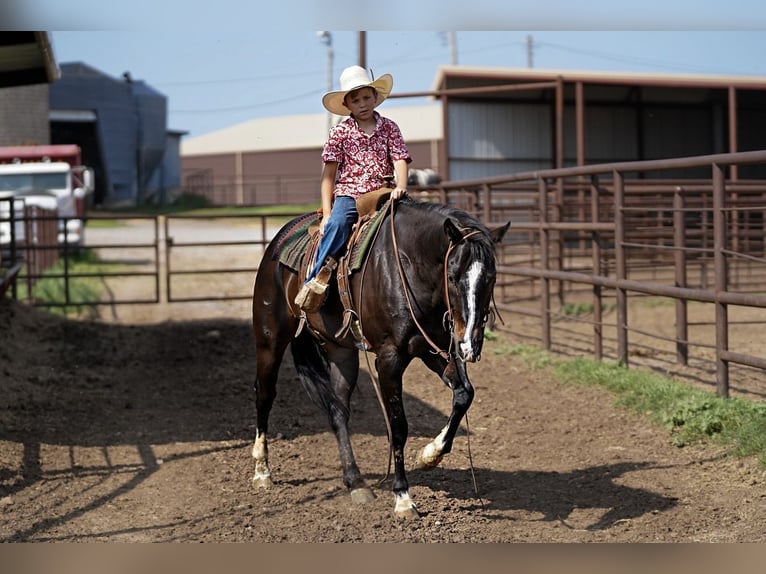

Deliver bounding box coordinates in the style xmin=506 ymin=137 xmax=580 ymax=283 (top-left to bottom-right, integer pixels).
xmin=344 ymin=87 xmax=377 ymax=120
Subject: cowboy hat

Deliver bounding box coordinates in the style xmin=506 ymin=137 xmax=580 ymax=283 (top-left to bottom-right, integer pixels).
xmin=322 ymin=65 xmax=393 ymax=116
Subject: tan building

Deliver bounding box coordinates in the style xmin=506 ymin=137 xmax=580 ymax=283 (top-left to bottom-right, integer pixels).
xmin=180 ymin=103 xmax=443 ymax=206
xmin=181 ymin=65 xmax=766 ymax=206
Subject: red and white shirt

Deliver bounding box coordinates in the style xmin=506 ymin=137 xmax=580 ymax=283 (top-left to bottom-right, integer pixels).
xmin=322 ymin=112 xmax=412 ymax=199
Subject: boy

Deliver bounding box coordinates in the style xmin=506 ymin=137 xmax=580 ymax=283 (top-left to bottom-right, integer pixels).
xmin=295 ymin=65 xmax=411 ymax=312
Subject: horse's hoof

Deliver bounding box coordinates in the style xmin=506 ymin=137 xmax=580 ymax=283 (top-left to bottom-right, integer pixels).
xmin=395 ymin=505 xmax=420 ymax=520
xmin=252 ymin=474 xmax=274 ymax=490
xmin=415 ymin=445 xmax=443 ymax=470
xmin=394 ymin=493 xmax=420 ymax=519
xmin=350 ymin=487 xmax=375 ymax=504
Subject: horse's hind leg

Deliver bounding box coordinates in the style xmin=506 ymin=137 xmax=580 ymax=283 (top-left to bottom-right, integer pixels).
xmin=327 ymin=346 xmax=374 ymax=504
xmin=292 ymin=335 xmax=374 ymax=504
xmin=415 ymin=357 xmax=474 ymax=470
xmin=251 ymin=270 xmax=297 ymax=490
xmin=251 ymin=337 xmax=288 ymax=489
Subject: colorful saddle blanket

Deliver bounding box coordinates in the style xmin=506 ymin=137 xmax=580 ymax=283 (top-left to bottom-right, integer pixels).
xmin=275 ymin=195 xmax=392 ymax=275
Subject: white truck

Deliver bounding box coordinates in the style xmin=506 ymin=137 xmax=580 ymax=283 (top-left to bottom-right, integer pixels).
xmin=0 ymin=144 xmax=94 ymax=249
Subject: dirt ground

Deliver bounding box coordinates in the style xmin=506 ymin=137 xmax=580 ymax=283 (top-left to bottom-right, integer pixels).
xmin=1 ymin=291 xmax=766 ymax=543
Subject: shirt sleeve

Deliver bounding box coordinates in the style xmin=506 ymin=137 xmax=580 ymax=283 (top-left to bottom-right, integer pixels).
xmin=321 ymin=123 xmax=345 ymax=164
xmin=385 ymin=119 xmax=412 ymax=164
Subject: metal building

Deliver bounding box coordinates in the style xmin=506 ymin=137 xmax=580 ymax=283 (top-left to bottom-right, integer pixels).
xmin=180 ymin=104 xmax=443 ymax=206
xmin=181 ymin=65 xmax=766 ymax=207
xmin=419 ymin=66 xmax=766 ymax=181
xmin=49 ymin=63 xmax=184 ymax=206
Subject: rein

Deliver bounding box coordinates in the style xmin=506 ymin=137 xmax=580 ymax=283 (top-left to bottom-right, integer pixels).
xmin=360 ymin=199 xmax=484 ymax=499
xmin=388 ymin=200 xmax=458 ymax=361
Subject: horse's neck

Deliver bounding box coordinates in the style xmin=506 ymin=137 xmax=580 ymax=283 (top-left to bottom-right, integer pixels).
xmin=394 ymin=206 xmax=451 ymax=267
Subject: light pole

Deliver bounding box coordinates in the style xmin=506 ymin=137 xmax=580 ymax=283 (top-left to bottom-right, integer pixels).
xmin=317 ymin=31 xmax=334 ymax=133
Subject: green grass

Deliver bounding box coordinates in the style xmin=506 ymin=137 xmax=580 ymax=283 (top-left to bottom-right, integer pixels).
xmin=17 ymin=249 xmax=124 ymax=316
xmin=492 ymin=340 xmax=766 ymax=467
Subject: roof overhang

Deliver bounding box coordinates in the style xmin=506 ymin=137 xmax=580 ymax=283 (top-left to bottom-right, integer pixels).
xmin=0 ymin=32 xmax=59 ymax=88
xmin=430 ymin=65 xmax=766 ymax=92
xmin=49 ymin=109 xmax=98 ymax=123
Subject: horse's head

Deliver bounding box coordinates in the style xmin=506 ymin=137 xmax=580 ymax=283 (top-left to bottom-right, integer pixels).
xmin=443 ymin=218 xmax=510 ymax=362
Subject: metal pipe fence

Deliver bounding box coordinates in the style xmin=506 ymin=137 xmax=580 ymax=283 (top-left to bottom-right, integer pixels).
xmin=424 ymin=150 xmax=766 ymax=398
xmin=5 ymin=151 xmax=766 ymax=398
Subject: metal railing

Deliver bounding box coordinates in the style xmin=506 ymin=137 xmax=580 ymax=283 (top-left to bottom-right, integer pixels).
xmin=423 ymin=150 xmax=766 ymax=398
xmin=5 ymin=151 xmax=766 ymax=398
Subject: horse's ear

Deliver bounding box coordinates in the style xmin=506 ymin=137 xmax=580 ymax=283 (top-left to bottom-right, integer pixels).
xmin=489 ymin=221 xmax=511 ymax=244
xmin=444 ymin=218 xmax=464 ymax=244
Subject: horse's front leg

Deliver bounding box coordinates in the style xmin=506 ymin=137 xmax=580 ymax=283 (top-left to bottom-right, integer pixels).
xmin=376 ymin=350 xmax=419 ymax=519
xmin=416 ymin=358 xmax=474 ymax=470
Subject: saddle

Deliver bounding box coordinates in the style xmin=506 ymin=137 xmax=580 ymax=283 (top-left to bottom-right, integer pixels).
xmin=275 ymin=188 xmax=393 ymax=342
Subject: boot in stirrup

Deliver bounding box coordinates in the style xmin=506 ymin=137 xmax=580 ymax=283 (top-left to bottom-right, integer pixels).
xmin=294 ymin=257 xmax=337 ymax=312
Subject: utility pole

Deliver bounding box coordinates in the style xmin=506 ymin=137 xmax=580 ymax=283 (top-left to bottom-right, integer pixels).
xmin=358 ymin=31 xmax=366 ymax=70
xmin=317 ymin=31 xmax=334 ymax=132
xmin=526 ymin=34 xmax=534 ymax=68
xmin=449 ymin=31 xmax=457 ymax=65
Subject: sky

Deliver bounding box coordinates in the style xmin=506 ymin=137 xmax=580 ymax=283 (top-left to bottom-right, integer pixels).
xmin=7 ymin=1 xmax=766 ymax=138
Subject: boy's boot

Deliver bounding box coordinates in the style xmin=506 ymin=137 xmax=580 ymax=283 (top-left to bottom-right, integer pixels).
xmin=294 ymin=257 xmax=337 ymax=312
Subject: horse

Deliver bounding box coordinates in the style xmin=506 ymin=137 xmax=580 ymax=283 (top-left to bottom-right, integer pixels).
xmin=250 ymin=195 xmax=510 ymax=518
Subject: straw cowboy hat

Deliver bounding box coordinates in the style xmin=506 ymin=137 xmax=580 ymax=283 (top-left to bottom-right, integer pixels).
xmin=322 ymin=65 xmax=393 ymax=116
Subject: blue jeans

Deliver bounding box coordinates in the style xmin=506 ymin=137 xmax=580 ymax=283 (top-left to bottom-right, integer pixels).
xmin=305 ymin=195 xmax=358 ymax=282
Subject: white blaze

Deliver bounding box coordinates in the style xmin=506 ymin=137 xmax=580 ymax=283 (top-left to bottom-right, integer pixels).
xmin=459 ymin=260 xmax=484 ymax=358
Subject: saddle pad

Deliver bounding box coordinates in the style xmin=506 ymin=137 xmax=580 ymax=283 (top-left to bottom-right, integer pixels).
xmin=273 ymin=212 xmax=321 ymax=272
xmin=272 ymin=200 xmax=391 ymax=275
xmin=347 ymin=198 xmax=391 ymax=272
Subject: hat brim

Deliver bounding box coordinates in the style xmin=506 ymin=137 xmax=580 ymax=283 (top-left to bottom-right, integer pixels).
xmin=322 ymin=74 xmax=393 ymax=116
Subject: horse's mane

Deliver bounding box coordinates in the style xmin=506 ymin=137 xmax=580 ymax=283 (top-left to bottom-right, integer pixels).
xmin=401 ymin=198 xmax=497 ymax=263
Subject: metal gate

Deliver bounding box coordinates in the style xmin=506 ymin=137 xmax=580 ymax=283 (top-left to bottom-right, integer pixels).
xmin=2 ymin=211 xmax=299 ymax=308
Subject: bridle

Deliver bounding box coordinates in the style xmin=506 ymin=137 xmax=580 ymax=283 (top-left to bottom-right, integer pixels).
xmin=387 ymin=199 xmax=486 ymax=362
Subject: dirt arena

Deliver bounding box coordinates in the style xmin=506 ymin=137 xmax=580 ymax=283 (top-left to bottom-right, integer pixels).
xmin=1 ymin=293 xmax=765 ymax=542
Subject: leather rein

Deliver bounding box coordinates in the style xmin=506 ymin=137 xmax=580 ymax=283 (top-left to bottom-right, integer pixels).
xmin=386 ymin=199 xmax=483 ymax=362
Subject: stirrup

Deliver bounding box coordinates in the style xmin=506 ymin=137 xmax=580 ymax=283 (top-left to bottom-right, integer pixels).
xmin=350 ymin=319 xmax=371 ymax=351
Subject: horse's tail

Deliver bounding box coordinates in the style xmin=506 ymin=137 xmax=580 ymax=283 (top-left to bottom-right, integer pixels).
xmin=290 ymin=329 xmax=348 ymax=424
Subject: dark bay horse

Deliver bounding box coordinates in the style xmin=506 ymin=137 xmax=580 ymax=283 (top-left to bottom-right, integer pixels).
xmin=251 ymin=196 xmax=509 ymax=518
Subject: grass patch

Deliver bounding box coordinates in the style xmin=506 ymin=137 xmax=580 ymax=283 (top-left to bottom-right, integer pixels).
xmin=561 ymin=302 xmax=594 ymax=316
xmin=492 ymin=340 xmax=766 ymax=467
xmin=17 ymin=249 xmax=124 ymax=316
xmin=639 ymin=296 xmax=676 ymax=308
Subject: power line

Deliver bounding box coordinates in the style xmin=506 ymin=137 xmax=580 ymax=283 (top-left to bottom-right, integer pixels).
xmin=538 ymin=40 xmax=721 ymax=74
xmin=155 ymin=70 xmax=323 ymax=88
xmin=171 ymin=87 xmax=323 ymax=115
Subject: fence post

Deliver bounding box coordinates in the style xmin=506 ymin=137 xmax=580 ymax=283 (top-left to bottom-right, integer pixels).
xmin=590 ymin=174 xmax=603 ymax=361
xmin=712 ymin=164 xmax=730 ymax=398
xmin=614 ymin=170 xmax=628 ymax=366
xmin=673 ymin=186 xmax=689 ymax=366
xmin=482 ymin=183 xmax=491 ymax=224
xmin=538 ymin=176 xmax=551 ymax=351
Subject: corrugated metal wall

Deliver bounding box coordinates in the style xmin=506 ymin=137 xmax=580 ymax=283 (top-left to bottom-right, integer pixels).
xmin=448 ymin=101 xmax=552 ymax=180
xmin=448 ymin=97 xmax=719 ymax=181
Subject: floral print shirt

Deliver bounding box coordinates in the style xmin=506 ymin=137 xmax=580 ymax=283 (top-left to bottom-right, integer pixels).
xmin=321 ymin=112 xmax=412 ymax=199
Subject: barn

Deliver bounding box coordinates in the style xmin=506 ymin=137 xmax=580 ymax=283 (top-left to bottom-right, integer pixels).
xmin=181 ymin=64 xmax=766 ymax=206
xmin=0 ymin=41 xmax=185 ymax=208
xmin=180 ymin=103 xmax=443 ymax=206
